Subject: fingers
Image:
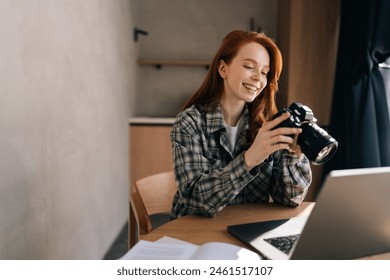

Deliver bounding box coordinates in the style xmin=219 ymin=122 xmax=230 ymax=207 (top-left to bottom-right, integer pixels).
xmin=264 ymin=111 xmax=291 ymax=130
xmin=264 ymin=121 xmax=302 ymax=154
xmin=262 ymin=112 xmax=302 ymax=138
xmin=269 ymin=134 xmax=296 ymax=146
xmin=246 ymin=113 xmax=303 ymax=169
xmin=270 ymin=142 xmax=290 ymax=151
xmin=269 ymin=137 xmax=301 ymax=156
xmin=270 ymin=127 xmax=302 ymax=138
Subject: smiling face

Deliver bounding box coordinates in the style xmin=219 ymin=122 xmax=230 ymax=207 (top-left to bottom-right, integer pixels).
xmin=218 ymin=42 xmax=270 ymax=106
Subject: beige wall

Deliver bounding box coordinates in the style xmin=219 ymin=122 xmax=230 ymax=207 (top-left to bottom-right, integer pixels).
xmin=132 ymin=0 xmax=278 ymax=117
xmin=0 ymin=0 xmax=137 ymax=259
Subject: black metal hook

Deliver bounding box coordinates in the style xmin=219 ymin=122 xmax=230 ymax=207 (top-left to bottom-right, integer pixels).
xmin=134 ymin=28 xmax=149 ymax=42
xmin=249 ymin=17 xmax=263 ymax=33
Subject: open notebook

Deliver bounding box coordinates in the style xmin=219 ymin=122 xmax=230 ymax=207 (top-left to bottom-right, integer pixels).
xmin=120 ymin=236 xmax=261 ymax=260
xmin=228 ymin=167 xmax=390 ymax=260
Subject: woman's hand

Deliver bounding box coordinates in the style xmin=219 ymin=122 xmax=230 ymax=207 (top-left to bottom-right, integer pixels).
xmin=244 ymin=112 xmax=302 ymax=170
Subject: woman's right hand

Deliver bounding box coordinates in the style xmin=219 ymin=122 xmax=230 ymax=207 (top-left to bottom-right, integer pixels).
xmin=244 ymin=112 xmax=302 ymax=170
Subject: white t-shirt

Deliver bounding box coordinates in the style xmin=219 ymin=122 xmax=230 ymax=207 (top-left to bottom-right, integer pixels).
xmin=223 ymin=116 xmax=244 ymax=153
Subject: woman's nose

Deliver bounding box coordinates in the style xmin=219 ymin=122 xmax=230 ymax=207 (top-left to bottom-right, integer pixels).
xmin=252 ymin=70 xmax=261 ymax=81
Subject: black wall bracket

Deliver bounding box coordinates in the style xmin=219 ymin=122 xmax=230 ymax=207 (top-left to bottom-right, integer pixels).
xmin=134 ymin=28 xmax=149 ymax=42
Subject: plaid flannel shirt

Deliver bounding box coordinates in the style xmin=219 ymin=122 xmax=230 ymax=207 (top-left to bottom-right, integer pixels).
xmin=170 ymin=104 xmax=312 ymax=219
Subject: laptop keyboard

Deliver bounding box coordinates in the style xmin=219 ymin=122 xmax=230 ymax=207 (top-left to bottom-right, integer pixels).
xmin=264 ymin=234 xmax=300 ymax=255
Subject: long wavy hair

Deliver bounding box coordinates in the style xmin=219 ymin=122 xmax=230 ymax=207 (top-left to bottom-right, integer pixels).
xmin=182 ymin=30 xmax=283 ymax=144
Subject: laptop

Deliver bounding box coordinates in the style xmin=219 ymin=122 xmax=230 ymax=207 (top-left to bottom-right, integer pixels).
xmin=227 ymin=167 xmax=390 ymax=260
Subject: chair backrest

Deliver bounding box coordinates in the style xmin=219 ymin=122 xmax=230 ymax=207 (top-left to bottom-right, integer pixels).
xmin=130 ymin=190 xmax=152 ymax=235
xmin=135 ymin=171 xmax=177 ymax=216
xmin=129 ymin=171 xmax=177 ymax=248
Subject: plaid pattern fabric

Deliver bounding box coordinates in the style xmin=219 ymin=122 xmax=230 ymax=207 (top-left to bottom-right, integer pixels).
xmin=170 ymin=104 xmax=312 ymax=219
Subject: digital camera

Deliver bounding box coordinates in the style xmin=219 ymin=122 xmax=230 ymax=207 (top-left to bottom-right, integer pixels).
xmin=273 ymin=102 xmax=338 ymax=165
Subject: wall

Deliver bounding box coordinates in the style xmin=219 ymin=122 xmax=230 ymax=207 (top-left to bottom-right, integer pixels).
xmin=132 ymin=0 xmax=278 ymax=117
xmin=277 ymin=0 xmax=340 ymax=124
xmin=0 ymin=0 xmax=137 ymax=259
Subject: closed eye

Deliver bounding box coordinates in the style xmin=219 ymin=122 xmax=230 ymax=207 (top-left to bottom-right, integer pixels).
xmin=244 ymin=65 xmax=254 ymax=70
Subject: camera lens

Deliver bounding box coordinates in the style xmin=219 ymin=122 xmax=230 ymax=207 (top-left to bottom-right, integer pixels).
xmin=315 ymin=145 xmax=336 ymax=163
xmin=298 ymin=123 xmax=338 ymax=165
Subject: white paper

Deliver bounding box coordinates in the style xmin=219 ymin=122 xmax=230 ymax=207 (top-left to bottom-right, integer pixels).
xmin=120 ymin=236 xmax=261 ymax=260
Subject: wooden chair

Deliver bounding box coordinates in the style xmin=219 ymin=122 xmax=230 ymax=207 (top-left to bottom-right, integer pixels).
xmin=129 ymin=171 xmax=177 ymax=248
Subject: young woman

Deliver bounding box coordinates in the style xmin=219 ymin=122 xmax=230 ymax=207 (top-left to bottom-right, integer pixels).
xmin=170 ymin=30 xmax=312 ymax=219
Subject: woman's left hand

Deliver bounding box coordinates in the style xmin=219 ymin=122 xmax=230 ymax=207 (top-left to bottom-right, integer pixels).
xmin=288 ymin=133 xmax=303 ymax=156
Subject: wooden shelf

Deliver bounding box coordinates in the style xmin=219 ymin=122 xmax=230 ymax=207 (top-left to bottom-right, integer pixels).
xmin=138 ymin=59 xmax=210 ymax=69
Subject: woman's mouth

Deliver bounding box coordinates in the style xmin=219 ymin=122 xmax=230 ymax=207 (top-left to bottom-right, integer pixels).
xmin=243 ymin=83 xmax=259 ymax=92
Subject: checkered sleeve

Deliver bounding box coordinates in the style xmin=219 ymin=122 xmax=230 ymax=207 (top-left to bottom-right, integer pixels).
xmin=270 ymin=150 xmax=312 ymax=206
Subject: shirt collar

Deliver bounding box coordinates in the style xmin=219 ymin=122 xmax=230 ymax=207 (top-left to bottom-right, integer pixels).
xmin=205 ymin=104 xmax=250 ymax=135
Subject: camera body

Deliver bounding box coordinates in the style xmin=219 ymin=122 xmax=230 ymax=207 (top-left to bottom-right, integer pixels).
xmin=273 ymin=102 xmax=338 ymax=165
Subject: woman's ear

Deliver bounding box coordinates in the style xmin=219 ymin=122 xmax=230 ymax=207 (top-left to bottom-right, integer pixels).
xmin=218 ymin=59 xmax=227 ymax=79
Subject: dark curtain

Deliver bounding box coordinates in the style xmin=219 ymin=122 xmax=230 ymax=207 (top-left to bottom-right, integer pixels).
xmin=324 ymin=0 xmax=390 ymax=176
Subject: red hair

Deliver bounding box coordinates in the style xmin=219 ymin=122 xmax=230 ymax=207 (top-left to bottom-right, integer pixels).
xmin=182 ymin=30 xmax=283 ymax=144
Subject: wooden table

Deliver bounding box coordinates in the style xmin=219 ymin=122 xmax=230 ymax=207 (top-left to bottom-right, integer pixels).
xmin=142 ymin=202 xmax=314 ymax=247
xmin=141 ymin=202 xmax=390 ymax=259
